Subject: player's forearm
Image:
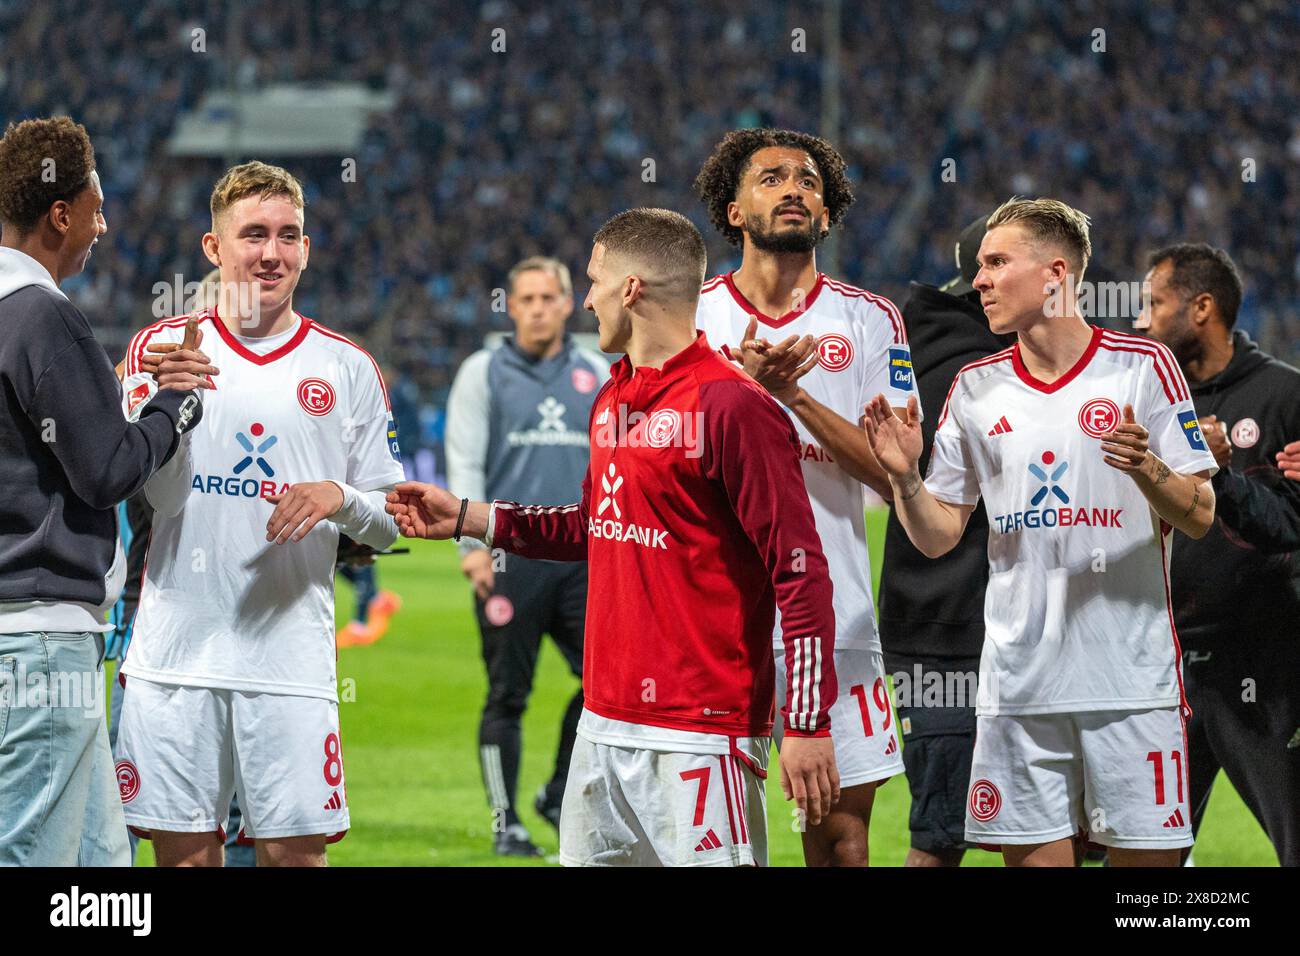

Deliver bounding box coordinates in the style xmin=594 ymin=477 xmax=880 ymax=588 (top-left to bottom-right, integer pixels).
xmin=890 ymin=468 xmax=966 ymax=558
xmin=330 ymin=482 xmax=401 ymax=550
xmin=1131 ymin=455 xmax=1215 ymax=538
xmin=785 ymin=388 xmax=892 ymax=497
xmin=486 ymin=501 xmax=588 ymax=560
xmin=143 ymin=432 xmax=194 ymax=518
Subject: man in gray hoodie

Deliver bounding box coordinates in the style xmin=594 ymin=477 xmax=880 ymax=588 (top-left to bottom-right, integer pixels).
xmin=0 ymin=117 xmax=208 ymax=865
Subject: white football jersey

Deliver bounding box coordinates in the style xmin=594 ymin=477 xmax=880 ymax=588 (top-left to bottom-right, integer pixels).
xmin=695 ymin=272 xmax=918 ymax=651
xmin=925 ymin=327 xmax=1218 ymax=716
xmin=119 ymin=309 xmax=405 ymax=700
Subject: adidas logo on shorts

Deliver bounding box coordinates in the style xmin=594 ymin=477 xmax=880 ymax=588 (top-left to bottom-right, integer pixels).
xmin=885 ymin=736 xmax=898 ymax=756
xmin=324 ymin=790 xmax=343 ymax=811
xmin=694 ymin=829 xmax=722 ymax=852
xmin=1162 ymin=808 xmax=1186 ymax=828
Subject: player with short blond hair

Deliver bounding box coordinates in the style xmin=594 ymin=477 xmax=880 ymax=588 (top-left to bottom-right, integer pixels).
xmin=113 ymin=161 xmax=405 ymax=867
xmin=863 ymin=197 xmax=1217 ymax=866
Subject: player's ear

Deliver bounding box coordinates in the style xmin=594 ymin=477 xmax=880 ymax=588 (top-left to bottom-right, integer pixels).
xmin=1190 ymin=291 xmax=1213 ymax=326
xmin=622 ymin=274 xmax=642 ymax=308
xmin=47 ymin=198 xmax=73 ymax=238
xmin=726 ymin=200 xmax=744 ymax=230
xmin=201 ymin=232 xmax=221 ymax=269
xmin=300 ymin=233 xmax=310 ymax=270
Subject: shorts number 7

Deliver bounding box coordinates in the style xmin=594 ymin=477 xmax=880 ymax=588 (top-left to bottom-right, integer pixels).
xmin=679 ymin=766 xmax=711 ymax=827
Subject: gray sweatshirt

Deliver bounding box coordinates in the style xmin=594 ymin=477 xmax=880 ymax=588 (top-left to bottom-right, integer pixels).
xmin=446 ymin=334 xmax=608 ymax=553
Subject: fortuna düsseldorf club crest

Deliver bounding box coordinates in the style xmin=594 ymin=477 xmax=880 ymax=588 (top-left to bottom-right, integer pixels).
xmin=969 ymin=779 xmax=1001 ymax=822
xmin=116 ymin=760 xmax=140 ymax=803
xmin=816 ymin=333 xmax=853 ymax=372
xmin=1078 ymin=397 xmax=1120 ymax=438
xmin=297 ymin=378 xmax=336 ymax=416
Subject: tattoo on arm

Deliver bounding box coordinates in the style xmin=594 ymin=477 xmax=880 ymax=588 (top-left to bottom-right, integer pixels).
xmin=1153 ymin=460 xmax=1171 ymax=485
xmin=899 ymin=473 xmax=923 ymax=502
xmin=1182 ymin=484 xmax=1200 ymax=519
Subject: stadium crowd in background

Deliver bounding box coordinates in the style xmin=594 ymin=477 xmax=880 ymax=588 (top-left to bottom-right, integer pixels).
xmin=1 ymin=0 xmax=1297 ymax=479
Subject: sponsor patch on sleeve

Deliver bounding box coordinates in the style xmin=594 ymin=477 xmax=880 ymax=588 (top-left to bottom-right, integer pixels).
xmin=127 ymin=382 xmax=151 ymax=415
xmin=1177 ymin=410 xmax=1208 ymax=451
xmin=888 ymin=347 xmax=914 ymax=390
xmin=387 ymin=417 xmax=402 ymax=462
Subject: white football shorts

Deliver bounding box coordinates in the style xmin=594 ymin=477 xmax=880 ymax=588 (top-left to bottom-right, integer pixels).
xmin=965 ymin=707 xmax=1192 ymax=849
xmin=775 ymin=645 xmax=904 ymax=789
xmin=559 ymin=735 xmax=769 ymax=867
xmin=113 ymin=677 xmax=349 ymax=843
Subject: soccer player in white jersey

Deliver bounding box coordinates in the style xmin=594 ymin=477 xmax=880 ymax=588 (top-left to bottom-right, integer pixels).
xmin=113 ymin=162 xmax=405 ymax=867
xmin=693 ymin=129 xmax=913 ymax=865
xmin=863 ymin=198 xmax=1217 ymax=867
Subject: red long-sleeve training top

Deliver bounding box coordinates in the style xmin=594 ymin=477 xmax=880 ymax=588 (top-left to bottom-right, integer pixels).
xmin=489 ymin=332 xmax=837 ymax=739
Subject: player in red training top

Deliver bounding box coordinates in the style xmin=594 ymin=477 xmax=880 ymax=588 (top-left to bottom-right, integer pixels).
xmin=388 ymin=208 xmax=839 ymax=866
xmin=694 ymin=128 xmax=912 ymax=866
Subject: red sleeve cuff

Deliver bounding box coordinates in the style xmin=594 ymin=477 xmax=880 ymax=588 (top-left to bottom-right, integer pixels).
xmin=782 ymin=724 xmax=831 ymax=739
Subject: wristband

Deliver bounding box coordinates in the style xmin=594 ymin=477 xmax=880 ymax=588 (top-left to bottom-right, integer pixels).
xmin=453 ymin=497 xmax=469 ymax=542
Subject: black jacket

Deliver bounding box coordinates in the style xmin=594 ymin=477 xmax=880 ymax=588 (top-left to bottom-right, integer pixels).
xmin=878 ymin=282 xmax=1015 ymax=660
xmin=1172 ymin=330 xmax=1300 ymax=646
xmin=0 ymin=270 xmax=201 ymax=609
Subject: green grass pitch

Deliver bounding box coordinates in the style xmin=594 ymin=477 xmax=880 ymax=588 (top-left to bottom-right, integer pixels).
xmin=126 ymin=509 xmax=1277 ymax=866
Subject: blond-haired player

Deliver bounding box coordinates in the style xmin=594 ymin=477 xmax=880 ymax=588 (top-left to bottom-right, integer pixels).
xmin=864 ymin=198 xmax=1217 ymax=866
xmin=114 ymin=162 xmax=405 ymax=866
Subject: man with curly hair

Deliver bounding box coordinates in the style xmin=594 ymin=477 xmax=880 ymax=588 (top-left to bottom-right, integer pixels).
xmin=0 ymin=117 xmax=206 ymax=865
xmin=694 ymin=128 xmax=916 ymax=865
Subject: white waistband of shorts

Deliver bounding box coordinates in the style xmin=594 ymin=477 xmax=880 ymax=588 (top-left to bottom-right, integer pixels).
xmin=577 ymin=708 xmax=769 ymax=761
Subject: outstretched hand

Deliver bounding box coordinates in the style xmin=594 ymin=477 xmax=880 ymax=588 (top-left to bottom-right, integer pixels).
xmin=861 ymin=393 xmax=922 ymax=479
xmin=385 ymin=481 xmax=464 ymax=539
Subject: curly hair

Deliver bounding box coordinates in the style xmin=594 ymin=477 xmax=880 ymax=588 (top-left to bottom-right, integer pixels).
xmin=693 ymin=128 xmax=854 ymax=247
xmin=0 ymin=116 xmax=96 ymax=234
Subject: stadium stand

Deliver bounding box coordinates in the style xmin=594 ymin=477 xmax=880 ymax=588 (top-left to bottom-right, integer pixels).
xmin=2 ymin=0 xmax=1295 ymax=472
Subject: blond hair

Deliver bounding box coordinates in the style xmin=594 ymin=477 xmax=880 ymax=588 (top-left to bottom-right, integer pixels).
xmin=507 ymin=256 xmax=572 ymax=297
xmin=987 ymin=197 xmax=1092 ymax=278
xmin=210 ymin=160 xmax=305 ymax=230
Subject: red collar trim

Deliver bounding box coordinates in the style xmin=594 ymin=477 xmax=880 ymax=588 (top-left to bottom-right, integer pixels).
xmin=1011 ymin=325 xmax=1102 ymax=394
xmin=211 ymin=308 xmax=312 ymax=365
xmin=722 ymin=272 xmax=825 ymax=329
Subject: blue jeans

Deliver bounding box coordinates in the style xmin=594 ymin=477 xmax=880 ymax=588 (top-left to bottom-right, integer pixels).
xmin=0 ymin=631 xmax=130 ymax=866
